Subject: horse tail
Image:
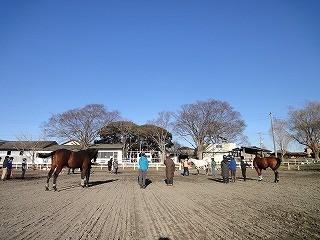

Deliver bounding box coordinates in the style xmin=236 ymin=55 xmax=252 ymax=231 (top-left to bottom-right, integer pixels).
xmin=274 ymin=157 xmax=282 ymax=170
xmin=38 ymin=151 xmax=55 ymax=158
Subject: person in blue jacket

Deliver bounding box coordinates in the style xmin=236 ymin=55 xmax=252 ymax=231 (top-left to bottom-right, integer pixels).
xmin=229 ymin=156 xmax=237 ymax=182
xmin=138 ymin=152 xmax=149 ymax=189
xmin=7 ymin=157 xmax=13 ymax=179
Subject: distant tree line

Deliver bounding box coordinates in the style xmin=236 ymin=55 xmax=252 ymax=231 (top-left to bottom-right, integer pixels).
xmin=41 ymin=100 xmax=320 ymax=160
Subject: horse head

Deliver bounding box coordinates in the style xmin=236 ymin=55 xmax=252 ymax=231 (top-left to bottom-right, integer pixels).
xmin=88 ymin=148 xmax=99 ymax=163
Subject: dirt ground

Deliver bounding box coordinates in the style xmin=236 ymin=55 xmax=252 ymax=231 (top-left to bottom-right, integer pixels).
xmin=0 ymin=166 xmax=319 ymax=240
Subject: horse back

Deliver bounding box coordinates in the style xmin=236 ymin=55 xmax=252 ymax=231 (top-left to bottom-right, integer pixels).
xmin=52 ymin=149 xmax=72 ymax=167
xmin=68 ymin=150 xmax=91 ymax=168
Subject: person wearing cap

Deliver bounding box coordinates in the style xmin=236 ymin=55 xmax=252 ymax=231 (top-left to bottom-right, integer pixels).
xmin=240 ymin=156 xmax=250 ymax=181
xmin=164 ymin=152 xmax=175 ymax=186
xmin=138 ymin=152 xmax=149 ymax=189
xmin=221 ymin=155 xmax=230 ymax=183
xmin=21 ymin=158 xmax=27 ymax=179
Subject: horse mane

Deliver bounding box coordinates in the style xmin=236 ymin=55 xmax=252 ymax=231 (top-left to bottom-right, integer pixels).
xmin=38 ymin=151 xmax=56 ymax=158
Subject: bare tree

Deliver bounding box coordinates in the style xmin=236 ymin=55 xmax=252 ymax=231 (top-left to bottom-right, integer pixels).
xmin=14 ymin=131 xmax=52 ymax=166
xmin=42 ymin=104 xmax=121 ymax=149
xmin=270 ymin=118 xmax=292 ymax=161
xmin=287 ymin=101 xmax=320 ymax=160
xmin=237 ymin=135 xmax=251 ymax=147
xmin=146 ymin=111 xmax=173 ymax=162
xmin=168 ymin=141 xmax=183 ymax=155
xmin=173 ymin=99 xmax=246 ymax=159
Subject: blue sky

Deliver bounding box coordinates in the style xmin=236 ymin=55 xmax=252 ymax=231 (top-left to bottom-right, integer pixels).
xmin=1 ymin=1 xmax=319 ymax=151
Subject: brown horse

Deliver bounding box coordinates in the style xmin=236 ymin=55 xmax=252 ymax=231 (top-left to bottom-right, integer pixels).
xmin=38 ymin=148 xmax=98 ymax=191
xmin=253 ymin=156 xmax=281 ymax=183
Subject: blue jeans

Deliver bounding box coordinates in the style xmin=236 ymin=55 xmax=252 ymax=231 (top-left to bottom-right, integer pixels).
xmin=183 ymin=167 xmax=189 ymax=176
xmin=139 ymin=170 xmax=147 ymax=186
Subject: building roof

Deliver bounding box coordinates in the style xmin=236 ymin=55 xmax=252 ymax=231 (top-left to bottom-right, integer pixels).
xmin=0 ymin=141 xmax=125 ymax=153
xmin=232 ymin=146 xmax=271 ymax=154
xmin=0 ymin=141 xmax=58 ymax=151
xmin=91 ymin=144 xmax=123 ymax=150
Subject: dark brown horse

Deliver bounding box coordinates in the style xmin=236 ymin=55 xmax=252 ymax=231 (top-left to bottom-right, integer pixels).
xmin=38 ymin=148 xmax=98 ymax=191
xmin=253 ymin=156 xmax=281 ymax=183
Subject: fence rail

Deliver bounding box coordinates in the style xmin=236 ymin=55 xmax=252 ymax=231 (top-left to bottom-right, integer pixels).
xmin=3 ymin=159 xmax=317 ymax=172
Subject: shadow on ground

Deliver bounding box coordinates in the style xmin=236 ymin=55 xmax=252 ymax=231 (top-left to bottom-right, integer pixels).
xmin=207 ymin=177 xmax=256 ymax=183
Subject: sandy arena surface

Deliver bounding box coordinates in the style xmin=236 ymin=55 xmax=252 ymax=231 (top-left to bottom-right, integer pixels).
xmin=0 ymin=166 xmax=319 ymax=240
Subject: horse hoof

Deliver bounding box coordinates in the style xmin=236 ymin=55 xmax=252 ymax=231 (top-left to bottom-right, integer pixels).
xmin=45 ymin=187 xmax=49 ymax=191
xmin=53 ymin=187 xmax=57 ymax=191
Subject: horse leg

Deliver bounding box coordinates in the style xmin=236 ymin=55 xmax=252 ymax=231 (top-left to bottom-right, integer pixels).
xmin=197 ymin=168 xmax=199 ymax=175
xmin=80 ymin=168 xmax=87 ymax=187
xmin=255 ymin=167 xmax=263 ymax=181
xmin=45 ymin=167 xmax=55 ymax=191
xmin=84 ymin=166 xmax=91 ymax=187
xmin=52 ymin=167 xmax=62 ymax=191
xmin=274 ymin=170 xmax=279 ymax=183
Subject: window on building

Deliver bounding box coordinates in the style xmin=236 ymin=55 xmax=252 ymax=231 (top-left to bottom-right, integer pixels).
xmin=98 ymin=152 xmax=118 ymax=159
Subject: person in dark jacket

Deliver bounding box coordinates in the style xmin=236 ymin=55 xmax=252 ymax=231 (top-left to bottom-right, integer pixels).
xmin=107 ymin=157 xmax=113 ymax=173
xmin=240 ymin=156 xmax=250 ymax=181
xmin=1 ymin=156 xmax=9 ymax=181
xmin=21 ymin=158 xmax=27 ymax=179
xmin=229 ymin=156 xmax=237 ymax=182
xmin=164 ymin=153 xmax=175 ymax=186
xmin=7 ymin=157 xmax=13 ymax=179
xmin=221 ymin=155 xmax=230 ymax=183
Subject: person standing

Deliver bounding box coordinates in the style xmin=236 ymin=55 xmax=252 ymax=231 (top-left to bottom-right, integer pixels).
xmin=7 ymin=157 xmax=13 ymax=179
xmin=138 ymin=153 xmax=149 ymax=189
xmin=240 ymin=156 xmax=250 ymax=181
xmin=21 ymin=158 xmax=27 ymax=179
xmin=107 ymin=157 xmax=113 ymax=173
xmin=211 ymin=158 xmax=217 ymax=176
xmin=182 ymin=158 xmax=189 ymax=176
xmin=221 ymin=155 xmax=230 ymax=183
xmin=113 ymin=159 xmax=119 ymax=174
xmin=164 ymin=153 xmax=175 ymax=186
xmin=229 ymin=156 xmax=237 ymax=182
xmin=1 ymin=156 xmax=9 ymax=181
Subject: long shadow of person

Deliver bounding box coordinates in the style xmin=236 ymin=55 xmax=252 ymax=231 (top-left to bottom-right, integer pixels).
xmin=145 ymin=179 xmax=152 ymax=188
xmin=207 ymin=177 xmax=224 ymax=183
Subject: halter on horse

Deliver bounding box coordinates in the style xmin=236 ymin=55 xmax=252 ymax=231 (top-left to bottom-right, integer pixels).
xmin=38 ymin=148 xmax=98 ymax=191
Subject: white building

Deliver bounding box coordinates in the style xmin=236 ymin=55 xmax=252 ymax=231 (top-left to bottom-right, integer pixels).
xmin=203 ymin=142 xmax=237 ymax=164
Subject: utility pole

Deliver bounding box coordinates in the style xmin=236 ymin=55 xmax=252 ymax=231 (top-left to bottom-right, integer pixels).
xmin=258 ymin=132 xmax=263 ymax=148
xmin=270 ymin=112 xmax=278 ymax=158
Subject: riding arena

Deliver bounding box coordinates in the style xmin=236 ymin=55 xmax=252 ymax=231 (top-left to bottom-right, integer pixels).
xmin=0 ymin=164 xmax=319 ymax=240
